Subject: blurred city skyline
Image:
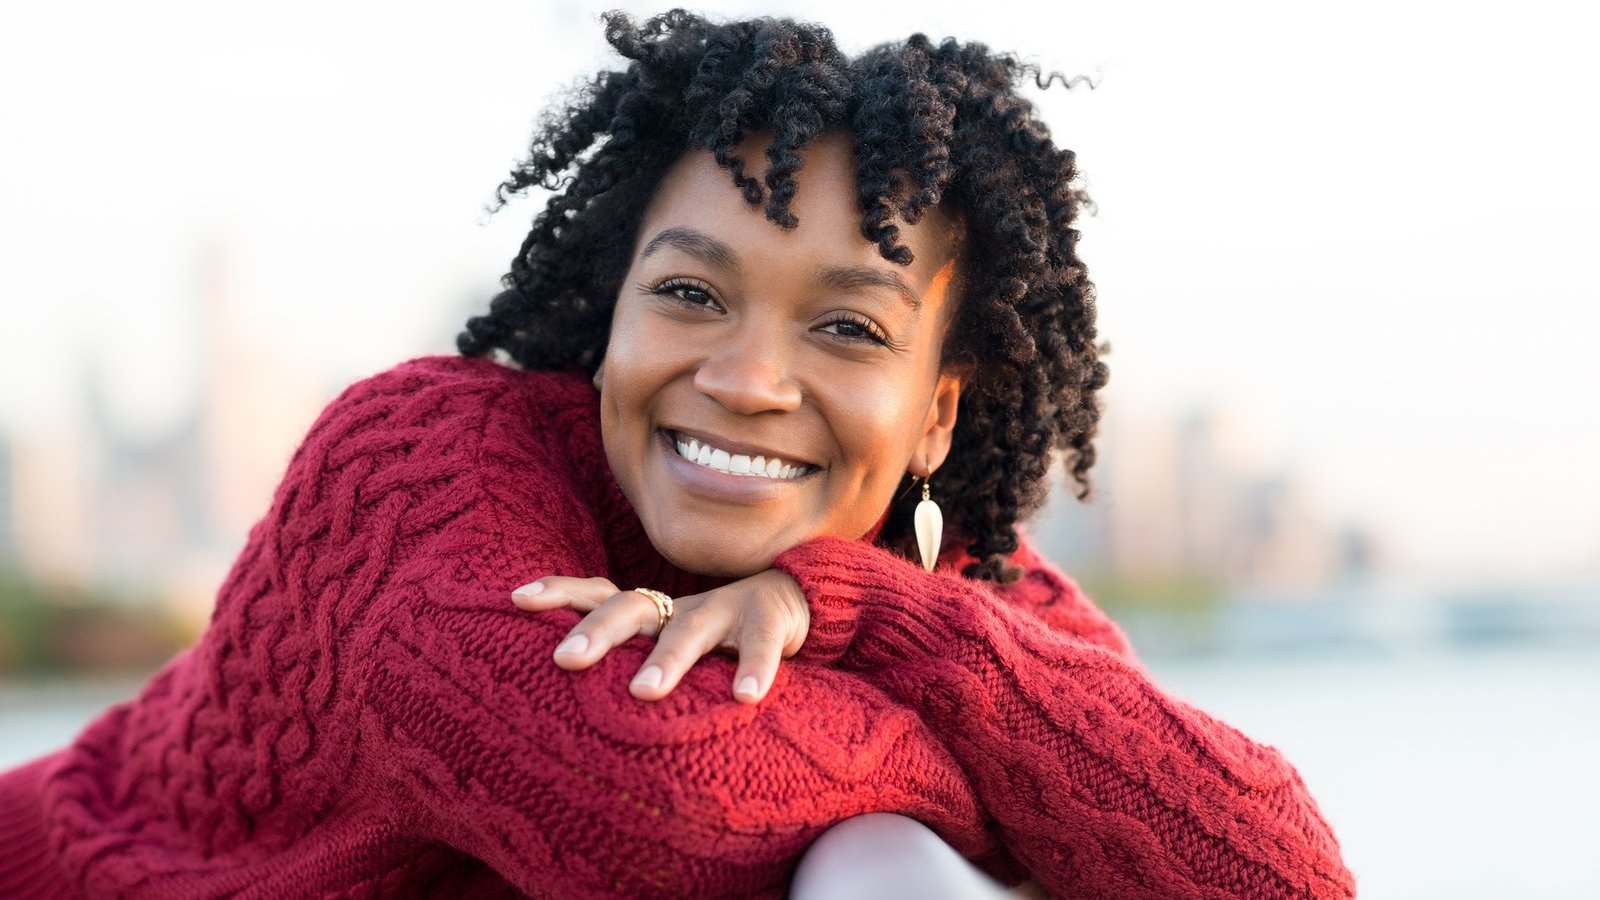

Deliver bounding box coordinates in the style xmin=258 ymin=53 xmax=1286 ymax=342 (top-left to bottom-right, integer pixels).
xmin=0 ymin=238 xmax=1372 ymax=606
xmin=3 ymin=0 xmax=1599 ymax=588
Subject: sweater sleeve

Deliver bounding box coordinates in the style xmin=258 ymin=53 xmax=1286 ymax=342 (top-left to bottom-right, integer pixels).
xmin=351 ymin=589 xmax=1008 ymax=898
xmin=798 ymin=534 xmax=1131 ymax=664
xmin=989 ymin=536 xmax=1136 ymax=659
xmin=771 ymin=536 xmax=1356 ymax=900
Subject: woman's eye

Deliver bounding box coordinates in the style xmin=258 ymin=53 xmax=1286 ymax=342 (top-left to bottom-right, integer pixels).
xmin=651 ymin=279 xmax=718 ymax=309
xmin=821 ymin=315 xmax=890 ymax=345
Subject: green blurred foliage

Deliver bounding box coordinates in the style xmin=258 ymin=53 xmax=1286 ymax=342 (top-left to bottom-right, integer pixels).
xmin=1071 ymin=569 xmax=1228 ymax=655
xmin=0 ymin=569 xmax=194 ymax=677
xmin=1075 ymin=569 xmax=1225 ymax=616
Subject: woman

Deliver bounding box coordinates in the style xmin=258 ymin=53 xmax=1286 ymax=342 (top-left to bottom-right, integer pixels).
xmin=0 ymin=11 xmax=1354 ymax=899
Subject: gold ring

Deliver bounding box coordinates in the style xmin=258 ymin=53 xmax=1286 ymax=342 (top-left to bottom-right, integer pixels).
xmin=632 ymin=588 xmax=674 ymax=635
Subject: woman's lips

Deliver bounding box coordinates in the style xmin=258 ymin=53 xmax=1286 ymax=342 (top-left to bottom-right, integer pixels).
xmin=655 ymin=429 xmax=814 ymax=504
xmin=666 ymin=430 xmax=815 ymax=480
xmin=662 ymin=427 xmax=821 ymax=471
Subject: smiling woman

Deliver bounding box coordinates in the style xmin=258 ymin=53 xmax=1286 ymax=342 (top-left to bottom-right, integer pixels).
xmin=601 ymin=132 xmax=964 ymax=579
xmin=0 ymin=9 xmax=1354 ymax=899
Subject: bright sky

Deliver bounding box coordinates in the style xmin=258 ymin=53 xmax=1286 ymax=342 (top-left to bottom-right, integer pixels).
xmin=2 ymin=0 xmax=1598 ymax=583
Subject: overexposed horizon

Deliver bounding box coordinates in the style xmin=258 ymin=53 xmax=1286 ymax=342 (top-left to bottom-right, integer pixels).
xmin=3 ymin=0 xmax=1598 ymax=585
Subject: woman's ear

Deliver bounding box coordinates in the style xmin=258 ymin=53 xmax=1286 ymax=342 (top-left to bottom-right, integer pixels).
xmin=911 ymin=367 xmax=966 ymax=477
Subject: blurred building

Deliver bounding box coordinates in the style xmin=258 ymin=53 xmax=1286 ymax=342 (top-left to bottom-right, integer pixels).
xmin=9 ymin=423 xmax=95 ymax=585
xmin=1034 ymin=402 xmax=1370 ymax=600
xmin=5 ymin=242 xmax=327 ymax=621
xmin=84 ymin=357 xmax=209 ymax=593
xmin=1174 ymin=411 xmax=1343 ymax=594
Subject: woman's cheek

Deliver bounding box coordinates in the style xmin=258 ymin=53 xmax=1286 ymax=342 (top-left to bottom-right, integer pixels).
xmin=810 ymin=371 xmax=920 ymax=531
xmin=836 ymin=370 xmax=923 ymax=461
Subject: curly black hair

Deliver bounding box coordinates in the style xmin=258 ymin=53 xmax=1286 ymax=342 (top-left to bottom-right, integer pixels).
xmin=458 ymin=9 xmax=1108 ymax=582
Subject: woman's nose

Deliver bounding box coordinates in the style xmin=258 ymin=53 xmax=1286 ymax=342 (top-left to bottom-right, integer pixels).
xmin=692 ymin=329 xmax=802 ymax=415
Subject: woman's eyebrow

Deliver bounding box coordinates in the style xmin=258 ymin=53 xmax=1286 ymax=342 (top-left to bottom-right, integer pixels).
xmin=638 ymin=225 xmax=920 ymax=312
xmin=815 ymin=266 xmax=921 ymax=312
xmin=638 ymin=227 xmax=740 ymax=271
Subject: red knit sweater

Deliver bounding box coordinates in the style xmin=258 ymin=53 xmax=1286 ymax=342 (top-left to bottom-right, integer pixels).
xmin=0 ymin=356 xmax=1354 ymax=899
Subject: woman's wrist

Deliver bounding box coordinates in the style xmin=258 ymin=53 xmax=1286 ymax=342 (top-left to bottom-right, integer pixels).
xmin=773 ymin=536 xmax=978 ymax=665
xmin=771 ymin=537 xmax=870 ymax=663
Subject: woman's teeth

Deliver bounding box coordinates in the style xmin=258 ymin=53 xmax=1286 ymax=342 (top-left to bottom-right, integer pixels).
xmin=674 ymin=435 xmax=810 ymax=480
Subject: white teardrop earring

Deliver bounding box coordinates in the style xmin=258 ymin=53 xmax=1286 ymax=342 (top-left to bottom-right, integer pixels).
xmin=913 ymin=476 xmax=944 ymax=573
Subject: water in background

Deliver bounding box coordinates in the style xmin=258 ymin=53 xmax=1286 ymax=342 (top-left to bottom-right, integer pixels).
xmin=1143 ymin=645 xmax=1598 ymax=900
xmin=2 ymin=643 xmax=1595 ymax=899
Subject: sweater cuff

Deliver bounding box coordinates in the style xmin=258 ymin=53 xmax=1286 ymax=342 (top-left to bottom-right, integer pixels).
xmin=772 ymin=536 xmax=947 ymax=665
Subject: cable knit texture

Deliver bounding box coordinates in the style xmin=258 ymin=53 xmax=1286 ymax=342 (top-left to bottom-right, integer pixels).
xmin=0 ymin=356 xmax=1354 ymax=899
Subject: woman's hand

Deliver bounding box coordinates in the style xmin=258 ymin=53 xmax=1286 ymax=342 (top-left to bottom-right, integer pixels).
xmin=511 ymin=569 xmax=809 ymax=704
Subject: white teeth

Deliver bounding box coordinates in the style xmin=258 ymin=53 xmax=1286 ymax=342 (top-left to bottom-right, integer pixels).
xmin=670 ymin=432 xmax=809 ymax=481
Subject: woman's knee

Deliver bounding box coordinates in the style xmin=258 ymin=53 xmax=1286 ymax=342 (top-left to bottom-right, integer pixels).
xmin=791 ymin=814 xmax=1012 ymax=900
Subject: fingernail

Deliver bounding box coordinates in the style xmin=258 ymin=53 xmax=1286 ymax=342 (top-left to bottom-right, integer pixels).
xmin=513 ymin=581 xmax=545 ymax=598
xmin=632 ymin=665 xmax=663 ymax=690
xmin=554 ymin=634 xmax=589 ymax=657
xmin=735 ymin=676 xmax=760 ymax=699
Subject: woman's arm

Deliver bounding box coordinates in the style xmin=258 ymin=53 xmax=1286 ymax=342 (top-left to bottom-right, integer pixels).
xmin=772 ymin=537 xmax=1356 ymax=900
xmin=352 ymin=582 xmax=1004 ymax=898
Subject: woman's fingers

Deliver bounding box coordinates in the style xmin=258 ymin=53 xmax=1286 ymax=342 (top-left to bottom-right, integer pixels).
xmin=628 ymin=601 xmax=734 ymax=701
xmin=551 ymin=589 xmax=660 ymax=671
xmin=518 ymin=571 xmax=807 ymax=705
xmin=728 ymin=617 xmax=788 ymax=704
xmin=630 ymin=603 xmax=785 ymax=705
xmin=511 ymin=575 xmax=616 ymax=611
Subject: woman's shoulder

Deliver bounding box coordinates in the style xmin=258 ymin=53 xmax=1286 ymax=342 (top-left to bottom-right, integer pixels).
xmin=317 ymin=355 xmax=594 ymax=426
xmin=278 ymin=356 xmax=601 ymax=516
xmin=298 ymin=355 xmax=595 ymax=454
xmin=993 ymin=535 xmax=1134 ymax=658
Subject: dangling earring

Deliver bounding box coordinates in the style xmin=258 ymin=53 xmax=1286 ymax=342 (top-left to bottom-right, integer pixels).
xmin=914 ymin=476 xmax=944 ymax=573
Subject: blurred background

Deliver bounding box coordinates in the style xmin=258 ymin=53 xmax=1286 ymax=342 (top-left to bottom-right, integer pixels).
xmin=2 ymin=0 xmax=1596 ymax=896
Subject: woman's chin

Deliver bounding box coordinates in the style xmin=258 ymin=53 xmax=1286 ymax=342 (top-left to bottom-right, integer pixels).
xmin=648 ymin=530 xmax=779 ymax=580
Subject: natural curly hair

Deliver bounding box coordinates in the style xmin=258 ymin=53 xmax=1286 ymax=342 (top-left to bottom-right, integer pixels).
xmin=458 ymin=9 xmax=1108 ymax=582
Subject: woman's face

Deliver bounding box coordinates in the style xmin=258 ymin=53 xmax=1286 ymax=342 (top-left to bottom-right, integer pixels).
xmin=599 ymin=132 xmax=964 ymax=577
